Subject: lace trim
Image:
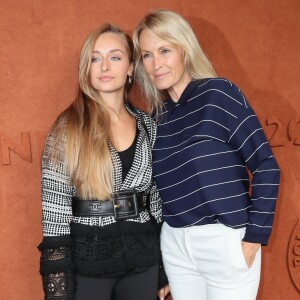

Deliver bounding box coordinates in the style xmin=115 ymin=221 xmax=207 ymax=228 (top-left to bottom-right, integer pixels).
xmin=42 ymin=272 xmax=74 ymax=300
xmin=39 ymin=235 xmax=75 ymax=299
xmin=39 ymin=244 xmax=73 ymax=275
xmin=71 ymin=221 xmax=161 ymax=277
xmin=38 ymin=235 xmax=72 ymax=251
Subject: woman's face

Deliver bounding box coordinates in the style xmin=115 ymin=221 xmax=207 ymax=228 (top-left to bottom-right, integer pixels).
xmin=90 ymin=32 xmax=133 ymax=97
xmin=139 ymin=29 xmax=191 ymax=101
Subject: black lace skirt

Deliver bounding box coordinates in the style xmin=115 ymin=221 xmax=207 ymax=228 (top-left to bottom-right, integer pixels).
xmin=70 ymin=220 xmax=161 ymax=277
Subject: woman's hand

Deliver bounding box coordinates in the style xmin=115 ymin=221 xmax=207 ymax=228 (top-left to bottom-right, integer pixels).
xmin=158 ymin=284 xmax=170 ymax=300
xmin=241 ymin=241 xmax=261 ymax=268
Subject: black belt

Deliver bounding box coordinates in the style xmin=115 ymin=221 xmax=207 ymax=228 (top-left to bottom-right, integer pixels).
xmin=72 ymin=190 xmax=145 ymax=221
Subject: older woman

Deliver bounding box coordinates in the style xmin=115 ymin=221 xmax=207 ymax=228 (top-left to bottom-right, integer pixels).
xmin=133 ymin=9 xmax=280 ymax=300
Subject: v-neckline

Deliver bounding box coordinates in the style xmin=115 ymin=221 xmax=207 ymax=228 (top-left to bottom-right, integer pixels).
xmin=109 ymin=105 xmax=147 ymax=189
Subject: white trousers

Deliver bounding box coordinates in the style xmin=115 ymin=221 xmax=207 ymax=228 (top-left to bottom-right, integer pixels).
xmin=161 ymin=222 xmax=261 ymax=300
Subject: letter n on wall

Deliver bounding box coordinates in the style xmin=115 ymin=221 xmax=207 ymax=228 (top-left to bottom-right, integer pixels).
xmin=0 ymin=132 xmax=32 ymax=165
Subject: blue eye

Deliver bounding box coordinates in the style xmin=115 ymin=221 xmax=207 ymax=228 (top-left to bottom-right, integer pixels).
xmin=142 ymin=53 xmax=151 ymax=59
xmin=111 ymin=56 xmax=121 ymax=61
xmin=91 ymin=57 xmax=100 ymax=63
xmin=161 ymin=49 xmax=170 ymax=55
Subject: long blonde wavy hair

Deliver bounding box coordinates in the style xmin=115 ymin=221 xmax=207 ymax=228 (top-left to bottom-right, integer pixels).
xmin=133 ymin=9 xmax=217 ymax=114
xmin=48 ymin=24 xmax=134 ymax=200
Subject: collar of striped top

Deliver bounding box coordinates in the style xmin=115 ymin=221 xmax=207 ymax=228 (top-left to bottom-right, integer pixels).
xmin=166 ymin=79 xmax=203 ymax=113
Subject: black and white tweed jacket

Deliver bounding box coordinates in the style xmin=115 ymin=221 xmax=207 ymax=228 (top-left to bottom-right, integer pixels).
xmin=38 ymin=105 xmax=165 ymax=299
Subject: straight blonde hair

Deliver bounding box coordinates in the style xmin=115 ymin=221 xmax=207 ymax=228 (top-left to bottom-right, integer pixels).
xmin=133 ymin=9 xmax=217 ymax=114
xmin=48 ymin=24 xmax=134 ymax=200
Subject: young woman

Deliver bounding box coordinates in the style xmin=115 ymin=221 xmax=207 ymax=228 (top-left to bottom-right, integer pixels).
xmin=133 ymin=9 xmax=280 ymax=300
xmin=38 ymin=23 xmax=166 ymax=300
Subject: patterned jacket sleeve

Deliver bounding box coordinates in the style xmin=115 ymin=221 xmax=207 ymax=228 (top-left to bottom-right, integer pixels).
xmin=149 ymin=180 xmax=169 ymax=289
xmin=139 ymin=110 xmax=163 ymax=224
xmin=142 ymin=111 xmax=168 ymax=289
xmin=148 ymin=180 xmax=163 ymax=224
xmin=38 ymin=131 xmax=75 ymax=299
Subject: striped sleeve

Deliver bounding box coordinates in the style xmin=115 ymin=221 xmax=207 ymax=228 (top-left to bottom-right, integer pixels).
xmin=227 ymin=83 xmax=280 ymax=245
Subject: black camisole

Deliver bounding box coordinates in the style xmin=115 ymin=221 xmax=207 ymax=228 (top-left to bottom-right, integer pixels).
xmin=117 ymin=127 xmax=139 ymax=181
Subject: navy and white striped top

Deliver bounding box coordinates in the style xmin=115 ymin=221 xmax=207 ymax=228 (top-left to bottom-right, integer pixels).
xmin=152 ymin=78 xmax=280 ymax=245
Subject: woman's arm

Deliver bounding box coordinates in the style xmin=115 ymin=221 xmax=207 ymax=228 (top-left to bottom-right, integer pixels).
xmin=38 ymin=133 xmax=75 ymax=299
xmin=226 ymin=82 xmax=280 ymax=246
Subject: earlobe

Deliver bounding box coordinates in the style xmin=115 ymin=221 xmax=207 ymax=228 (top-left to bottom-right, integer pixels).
xmin=128 ymin=63 xmax=134 ymax=76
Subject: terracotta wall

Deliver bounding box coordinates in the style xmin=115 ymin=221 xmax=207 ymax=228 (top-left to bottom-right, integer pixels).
xmin=0 ymin=0 xmax=299 ymax=299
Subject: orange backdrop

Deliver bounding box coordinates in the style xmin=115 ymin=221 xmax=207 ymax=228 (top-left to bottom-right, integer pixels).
xmin=0 ymin=0 xmax=299 ymax=299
